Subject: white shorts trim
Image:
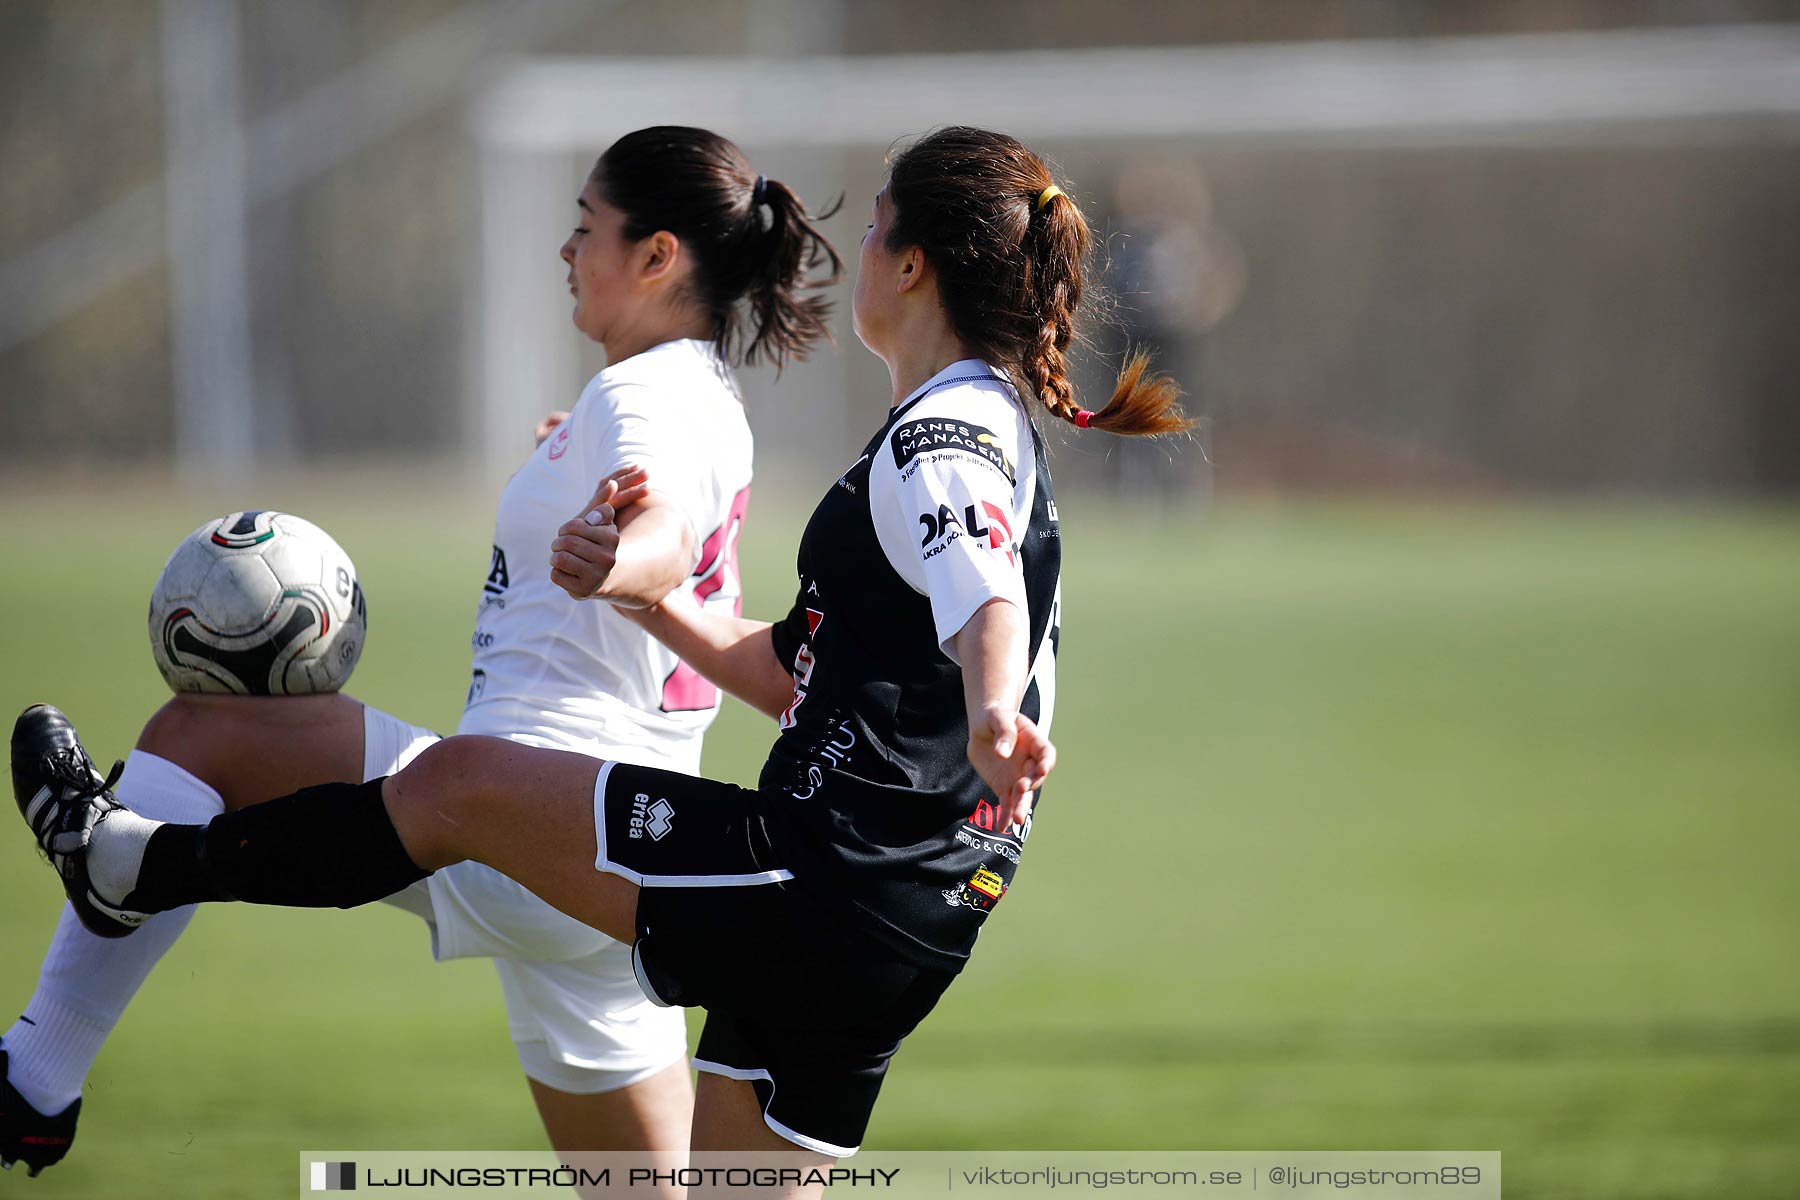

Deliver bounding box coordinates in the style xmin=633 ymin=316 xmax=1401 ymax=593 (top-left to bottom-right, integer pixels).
xmin=624 ymin=868 xmax=797 ymax=888
xmin=592 ymin=759 xmax=618 ymax=871
xmin=591 ymin=759 xmax=794 ymax=888
xmin=690 ymin=1058 xmax=859 ymax=1158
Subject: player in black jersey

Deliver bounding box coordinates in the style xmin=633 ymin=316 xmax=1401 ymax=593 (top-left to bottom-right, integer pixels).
xmin=15 ymin=127 xmax=1193 ymax=1174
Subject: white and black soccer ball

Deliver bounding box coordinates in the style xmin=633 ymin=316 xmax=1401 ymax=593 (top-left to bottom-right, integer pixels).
xmin=148 ymin=511 xmax=367 ymax=695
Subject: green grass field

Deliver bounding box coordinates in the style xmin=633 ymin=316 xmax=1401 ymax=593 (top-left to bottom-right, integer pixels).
xmin=2 ymin=479 xmax=1796 ymax=1199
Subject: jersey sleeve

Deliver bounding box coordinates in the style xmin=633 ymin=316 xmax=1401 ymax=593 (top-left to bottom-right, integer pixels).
xmin=869 ymin=395 xmax=1032 ymax=663
xmin=583 ymin=380 xmax=716 ymax=542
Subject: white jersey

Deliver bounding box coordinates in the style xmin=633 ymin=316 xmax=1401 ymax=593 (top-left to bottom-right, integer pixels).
xmin=458 ymin=338 xmax=754 ymax=774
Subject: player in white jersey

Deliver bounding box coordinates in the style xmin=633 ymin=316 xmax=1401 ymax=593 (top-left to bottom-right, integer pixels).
xmin=0 ymin=126 xmax=840 ymax=1178
xmin=467 ymin=335 xmax=754 ymax=775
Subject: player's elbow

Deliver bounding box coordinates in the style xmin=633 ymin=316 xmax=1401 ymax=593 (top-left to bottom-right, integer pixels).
xmin=953 ymin=597 xmax=1027 ymax=660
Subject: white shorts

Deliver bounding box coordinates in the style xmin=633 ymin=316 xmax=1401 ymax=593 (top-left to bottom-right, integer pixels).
xmin=363 ymin=705 xmax=688 ymax=1094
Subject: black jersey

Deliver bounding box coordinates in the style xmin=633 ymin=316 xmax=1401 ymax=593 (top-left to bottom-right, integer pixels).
xmin=759 ymin=361 xmax=1062 ymax=970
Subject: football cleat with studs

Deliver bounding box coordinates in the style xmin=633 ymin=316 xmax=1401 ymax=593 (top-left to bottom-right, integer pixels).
xmin=11 ymin=704 xmax=147 ymax=939
xmin=0 ymin=1048 xmax=81 ymax=1176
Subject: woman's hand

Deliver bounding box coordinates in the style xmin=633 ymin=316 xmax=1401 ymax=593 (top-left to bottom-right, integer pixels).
xmin=550 ymin=466 xmax=651 ymax=600
xmin=534 ymin=411 xmax=571 ymax=447
xmin=967 ymin=702 xmax=1056 ymax=828
xmin=954 ymin=600 xmax=1053 ymax=826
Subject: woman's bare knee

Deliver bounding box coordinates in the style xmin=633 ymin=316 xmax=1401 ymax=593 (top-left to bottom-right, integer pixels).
xmin=382 ymin=735 xmax=514 ymax=867
xmin=397 ymin=735 xmax=513 ymax=798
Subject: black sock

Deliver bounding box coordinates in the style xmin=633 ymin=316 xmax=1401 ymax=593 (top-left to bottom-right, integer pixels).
xmin=124 ymin=777 xmax=430 ymax=912
xmin=127 ymin=822 xmax=226 ymax=911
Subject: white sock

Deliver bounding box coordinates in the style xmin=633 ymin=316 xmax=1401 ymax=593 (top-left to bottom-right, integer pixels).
xmin=3 ymin=752 xmax=223 ymax=1114
xmin=85 ymin=809 xmax=162 ymax=907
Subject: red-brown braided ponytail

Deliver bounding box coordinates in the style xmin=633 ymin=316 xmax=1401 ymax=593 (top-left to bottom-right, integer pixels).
xmin=885 ymin=127 xmax=1195 ymax=437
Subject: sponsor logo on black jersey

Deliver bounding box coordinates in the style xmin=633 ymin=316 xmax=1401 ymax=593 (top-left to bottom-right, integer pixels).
xmin=836 ymin=452 xmax=869 ymax=493
xmin=956 ymin=825 xmax=1021 ymax=863
xmin=792 ymin=609 xmax=824 ymax=684
xmin=942 ymin=865 xmax=1009 ymax=910
xmin=891 ymin=418 xmax=1015 ymax=485
xmin=966 ymin=797 xmax=1031 ymax=842
xmin=918 ymin=502 xmax=1017 ymax=565
xmin=789 ymin=718 xmax=857 ymax=801
xmin=779 ymin=607 xmax=827 ymax=730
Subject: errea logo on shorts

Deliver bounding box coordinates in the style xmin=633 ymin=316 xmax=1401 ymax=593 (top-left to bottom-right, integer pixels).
xmin=629 ymin=793 xmax=675 ymax=841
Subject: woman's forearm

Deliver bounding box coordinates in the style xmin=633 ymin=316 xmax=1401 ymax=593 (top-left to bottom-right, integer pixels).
xmin=954 ymin=598 xmax=1030 ymax=723
xmin=954 ymin=597 xmax=1054 ymax=817
xmin=625 ymin=603 xmax=792 ymax=719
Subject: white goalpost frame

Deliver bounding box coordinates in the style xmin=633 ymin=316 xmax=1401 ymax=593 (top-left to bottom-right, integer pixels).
xmin=466 ymin=23 xmax=1800 ymax=481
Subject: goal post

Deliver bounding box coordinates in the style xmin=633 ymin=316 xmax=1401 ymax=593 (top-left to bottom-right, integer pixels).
xmin=465 ymin=25 xmax=1800 ymax=484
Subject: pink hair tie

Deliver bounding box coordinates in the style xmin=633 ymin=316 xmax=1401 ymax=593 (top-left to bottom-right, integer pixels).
xmin=1074 ymin=409 xmax=1095 ymax=428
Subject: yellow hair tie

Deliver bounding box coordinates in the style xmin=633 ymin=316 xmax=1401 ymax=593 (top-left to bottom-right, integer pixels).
xmin=1036 ymin=185 xmax=1064 ymax=211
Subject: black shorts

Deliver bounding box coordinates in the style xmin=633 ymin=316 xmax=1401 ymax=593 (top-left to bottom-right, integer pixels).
xmin=595 ymin=762 xmax=955 ymax=1156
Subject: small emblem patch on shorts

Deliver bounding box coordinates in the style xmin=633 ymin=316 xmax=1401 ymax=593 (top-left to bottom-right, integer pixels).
xmin=630 ymin=793 xmax=676 ymax=841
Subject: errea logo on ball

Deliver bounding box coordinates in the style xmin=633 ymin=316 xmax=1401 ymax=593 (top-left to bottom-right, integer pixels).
xmin=310 ymin=1161 xmax=356 ymax=1190
xmin=628 ymin=794 xmax=675 ymax=841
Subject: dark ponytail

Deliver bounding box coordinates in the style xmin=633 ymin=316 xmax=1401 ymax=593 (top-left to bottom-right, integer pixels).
xmin=886 ymin=126 xmax=1194 ymax=437
xmin=743 ymin=176 xmax=842 ymax=370
xmin=595 ymin=127 xmax=842 ymax=372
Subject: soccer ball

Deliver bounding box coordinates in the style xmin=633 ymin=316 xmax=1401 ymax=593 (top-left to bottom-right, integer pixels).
xmin=148 ymin=511 xmax=368 ymax=695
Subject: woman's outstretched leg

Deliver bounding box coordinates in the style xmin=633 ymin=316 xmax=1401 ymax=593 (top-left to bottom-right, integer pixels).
xmin=378 ymin=735 xmax=640 ymax=944
xmin=13 ymin=707 xmax=639 ymax=948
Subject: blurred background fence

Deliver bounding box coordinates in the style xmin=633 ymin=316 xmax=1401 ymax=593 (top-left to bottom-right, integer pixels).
xmin=3 ymin=0 xmax=1797 ymax=500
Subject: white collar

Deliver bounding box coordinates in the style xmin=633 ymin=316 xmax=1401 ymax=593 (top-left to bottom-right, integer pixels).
xmin=896 ymin=359 xmax=1013 ymax=410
